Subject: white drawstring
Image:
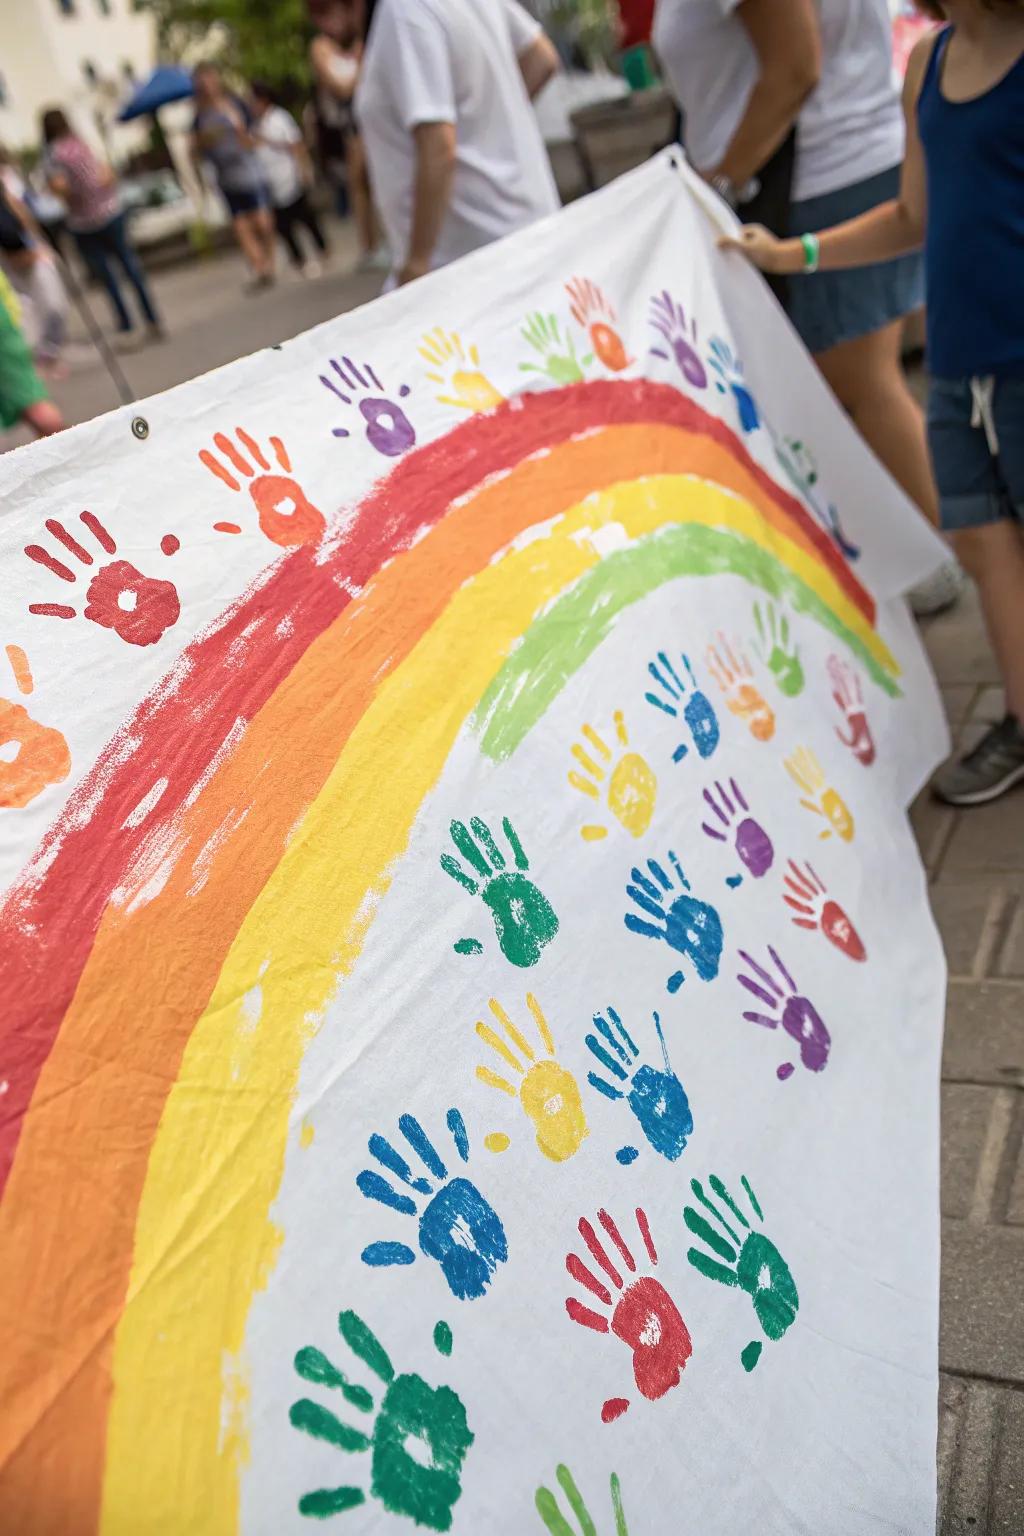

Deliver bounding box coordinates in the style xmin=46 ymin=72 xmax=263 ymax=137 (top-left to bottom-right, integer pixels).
xmin=969 ymin=375 xmax=1000 ymax=456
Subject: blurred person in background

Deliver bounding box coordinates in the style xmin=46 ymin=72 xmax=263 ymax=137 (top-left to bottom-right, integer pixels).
xmin=0 ymin=270 xmax=64 ymax=441
xmin=334 ymin=0 xmax=560 ymax=287
xmin=250 ymin=81 xmax=331 ymax=279
xmin=42 ymin=108 xmax=163 ymax=347
xmin=191 ymin=64 xmax=276 ymax=291
xmin=0 ymin=171 xmax=68 ymax=375
xmin=653 ymin=0 xmax=961 ymax=612
xmin=309 ymin=0 xmax=388 ymax=270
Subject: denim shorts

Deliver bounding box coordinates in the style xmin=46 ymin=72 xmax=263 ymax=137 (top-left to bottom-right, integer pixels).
xmin=222 ymin=184 xmax=268 ymax=217
xmin=786 ymin=166 xmax=925 ymax=355
xmin=927 ymin=376 xmax=1024 ymax=532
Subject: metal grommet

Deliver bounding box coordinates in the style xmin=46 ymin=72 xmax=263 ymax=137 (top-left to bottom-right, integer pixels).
xmin=131 ymin=416 xmax=150 ymax=441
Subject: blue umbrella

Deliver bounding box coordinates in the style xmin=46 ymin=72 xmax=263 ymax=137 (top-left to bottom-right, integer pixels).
xmin=117 ymin=65 xmax=194 ymax=122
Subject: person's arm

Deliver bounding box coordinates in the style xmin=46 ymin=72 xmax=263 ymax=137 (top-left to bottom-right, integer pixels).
xmin=399 ymin=121 xmax=457 ymax=284
xmin=711 ymin=0 xmax=821 ymax=193
xmin=502 ymin=1 xmax=560 ymax=99
xmin=311 ymin=35 xmax=359 ymax=101
xmin=720 ymin=29 xmax=933 ymax=274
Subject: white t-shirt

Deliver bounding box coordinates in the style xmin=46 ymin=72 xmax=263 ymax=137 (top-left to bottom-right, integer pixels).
xmin=355 ymin=0 xmax=560 ymax=272
xmin=255 ymin=105 xmax=303 ymax=208
xmin=652 ymin=0 xmax=904 ymax=202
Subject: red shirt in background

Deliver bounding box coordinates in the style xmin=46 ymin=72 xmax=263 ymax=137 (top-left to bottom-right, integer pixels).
xmin=616 ymin=0 xmax=655 ymax=48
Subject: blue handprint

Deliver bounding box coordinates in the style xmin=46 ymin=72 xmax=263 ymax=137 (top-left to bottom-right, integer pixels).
xmin=624 ymin=852 xmax=724 ymax=994
xmin=357 ymin=1109 xmax=508 ymax=1301
xmin=644 ymin=651 xmax=720 ymax=764
xmin=586 ymin=1006 xmax=693 ymax=1165
xmin=707 ymin=338 xmax=760 ymax=433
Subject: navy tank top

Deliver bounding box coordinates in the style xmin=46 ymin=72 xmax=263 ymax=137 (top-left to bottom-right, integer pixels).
xmin=917 ymin=28 xmax=1024 ymax=377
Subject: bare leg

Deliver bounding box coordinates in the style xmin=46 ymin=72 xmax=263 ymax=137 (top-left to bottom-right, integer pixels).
xmin=345 ymin=133 xmax=379 ymax=256
xmin=232 ymin=211 xmax=265 ymax=276
xmin=954 ymin=521 xmax=1024 ymax=719
xmin=814 ymin=319 xmax=940 ymax=527
xmin=253 ymin=206 xmax=277 ymax=276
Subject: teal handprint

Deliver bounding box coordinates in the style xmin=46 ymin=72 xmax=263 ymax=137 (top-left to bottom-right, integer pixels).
xmin=536 ymin=1463 xmax=629 ymax=1535
xmin=442 ymin=815 xmax=559 ymax=966
xmin=683 ymin=1173 xmax=799 ymax=1372
xmin=520 ymin=312 xmax=592 ymax=385
xmin=290 ymin=1310 xmax=472 ymax=1528
xmin=751 ymin=600 xmax=804 ymax=697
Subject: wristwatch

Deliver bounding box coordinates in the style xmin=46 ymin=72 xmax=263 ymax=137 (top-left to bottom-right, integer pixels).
xmin=709 ymin=172 xmax=761 ymax=209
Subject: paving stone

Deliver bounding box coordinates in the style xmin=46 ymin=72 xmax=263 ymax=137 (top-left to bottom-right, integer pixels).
xmin=942 ymin=982 xmax=1024 ymax=1087
xmin=937 ymin=1374 xmax=966 ymax=1526
xmin=941 ymin=685 xmax=981 ymax=744
xmin=997 ymin=897 xmax=1024 ymax=980
xmin=912 ymin=789 xmax=957 ymax=877
xmin=940 ymin=1222 xmax=1024 ymax=1382
xmin=938 ymin=1379 xmax=1000 ymax=1534
xmin=1006 ymin=1121 xmax=1024 ymax=1227
xmin=941 ymin=787 xmax=1024 ymax=875
xmin=921 ymin=584 xmax=1000 ymax=688
xmin=929 ymin=884 xmax=1003 ymax=978
xmin=942 ymin=1085 xmax=1011 ymax=1220
xmin=992 ymin=1388 xmax=1024 ymax=1534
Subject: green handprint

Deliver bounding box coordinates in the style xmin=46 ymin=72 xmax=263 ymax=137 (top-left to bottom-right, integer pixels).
xmin=442 ymin=815 xmax=559 ymax=967
xmin=752 ymin=600 xmax=804 ymax=698
xmin=683 ymin=1172 xmax=799 ymax=1372
xmin=289 ymin=1310 xmax=472 ymax=1529
xmin=520 ymin=312 xmax=592 ymax=385
xmin=536 ymin=1464 xmax=629 ymax=1536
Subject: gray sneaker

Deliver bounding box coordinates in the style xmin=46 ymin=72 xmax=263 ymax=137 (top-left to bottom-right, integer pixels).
xmin=932 ymin=715 xmax=1024 ymax=805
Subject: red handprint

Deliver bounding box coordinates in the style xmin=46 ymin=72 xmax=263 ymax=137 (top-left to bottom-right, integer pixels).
xmin=25 ymin=512 xmax=180 ymax=648
xmin=783 ymin=859 xmax=867 ymax=962
xmin=565 ymin=1205 xmax=692 ymax=1421
xmin=199 ymin=428 xmax=325 ymax=547
xmin=828 ymin=654 xmax=876 ymax=766
xmin=566 ymin=277 xmax=633 ymax=373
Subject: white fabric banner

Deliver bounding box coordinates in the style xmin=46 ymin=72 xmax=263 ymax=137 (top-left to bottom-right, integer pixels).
xmin=0 ymin=154 xmax=947 ymax=1536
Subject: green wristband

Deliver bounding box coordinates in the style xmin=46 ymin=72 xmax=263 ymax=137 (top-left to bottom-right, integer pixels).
xmin=800 ymin=232 xmax=820 ymax=274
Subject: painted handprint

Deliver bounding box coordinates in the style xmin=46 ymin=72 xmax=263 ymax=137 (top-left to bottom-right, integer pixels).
xmin=705 ymin=632 xmax=775 ymax=742
xmin=783 ymin=860 xmax=866 ymax=961
xmin=585 ymin=1007 xmax=693 ymax=1165
xmin=707 ymin=337 xmax=759 ymax=432
xmin=701 ymin=777 xmax=774 ymax=883
xmin=199 ymin=427 xmax=325 ymax=547
xmin=566 ymin=277 xmax=632 ymax=372
xmin=475 ymin=994 xmax=588 ymax=1163
xmin=683 ymin=1172 xmax=799 ymax=1371
xmin=536 ymin=1464 xmax=629 ymax=1536
xmin=785 ymin=747 xmax=854 ymax=841
xmin=418 ymin=327 xmax=504 ymax=413
xmin=737 ymin=945 xmax=831 ymax=1079
xmin=566 ymin=1206 xmax=692 ymax=1422
xmin=644 ymin=650 xmax=719 ymax=764
xmin=568 ymin=712 xmax=656 ymax=841
xmin=357 ymin=1108 xmax=508 ymax=1300
xmin=442 ymin=815 xmax=559 ymax=965
xmin=649 ymin=290 xmax=707 ymax=388
xmin=751 ymin=599 xmax=804 ymax=697
xmin=828 ymin=655 xmax=876 ymax=766
xmin=520 ymin=312 xmax=591 ymax=385
xmin=624 ymin=851 xmax=724 ymax=993
xmin=290 ymin=1309 xmax=472 ymax=1528
xmin=25 ymin=510 xmax=180 ymax=646
xmin=0 ymin=645 xmax=70 ymax=809
xmin=772 ymin=431 xmax=861 ymax=562
xmin=320 ymin=355 xmax=416 ymax=457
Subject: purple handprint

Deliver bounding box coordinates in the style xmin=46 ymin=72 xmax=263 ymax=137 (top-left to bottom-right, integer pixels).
xmin=320 ymin=355 xmax=417 ymax=458
xmin=701 ymin=778 xmax=774 ymax=883
xmin=737 ymin=947 xmax=831 ymax=1080
xmin=650 ymin=291 xmax=708 ymax=389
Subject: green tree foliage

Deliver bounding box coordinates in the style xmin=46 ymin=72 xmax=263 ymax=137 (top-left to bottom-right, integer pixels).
xmin=138 ymin=0 xmax=312 ymax=96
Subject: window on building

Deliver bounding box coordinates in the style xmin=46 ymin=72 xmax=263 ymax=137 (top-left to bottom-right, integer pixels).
xmin=82 ymin=59 xmax=98 ymax=85
xmin=56 ymin=0 xmax=76 ymax=14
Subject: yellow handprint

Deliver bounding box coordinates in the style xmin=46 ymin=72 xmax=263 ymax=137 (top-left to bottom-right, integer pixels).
xmin=475 ymin=994 xmax=589 ymax=1163
xmin=705 ymin=632 xmax=776 ymax=742
xmin=785 ymin=747 xmax=854 ymax=841
xmin=568 ymin=711 xmax=657 ymax=841
xmin=419 ymin=327 xmax=504 ymax=413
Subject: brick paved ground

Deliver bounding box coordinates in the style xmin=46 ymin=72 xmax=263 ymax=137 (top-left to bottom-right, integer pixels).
xmin=4 ymin=234 xmax=1021 ymax=1533
xmin=915 ymin=587 xmax=1024 ymax=1533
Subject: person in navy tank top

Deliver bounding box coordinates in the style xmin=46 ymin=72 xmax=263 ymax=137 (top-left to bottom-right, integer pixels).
xmin=721 ymin=0 xmax=1024 ymax=807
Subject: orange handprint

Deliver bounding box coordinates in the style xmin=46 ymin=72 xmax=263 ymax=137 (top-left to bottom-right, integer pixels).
xmin=0 ymin=645 xmax=70 ymax=809
xmin=705 ymin=632 xmax=775 ymax=742
xmin=199 ymin=429 xmax=325 ymax=548
xmin=566 ymin=277 xmax=632 ymax=373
